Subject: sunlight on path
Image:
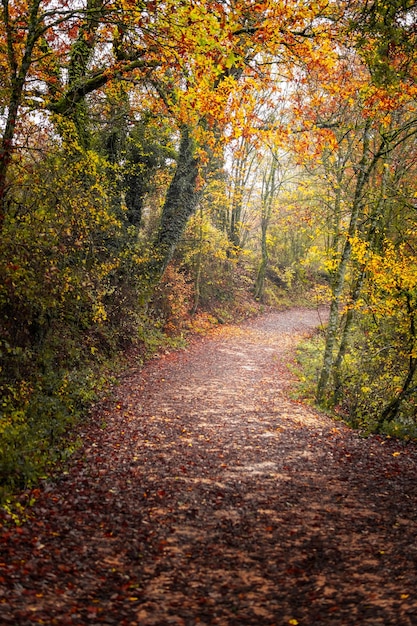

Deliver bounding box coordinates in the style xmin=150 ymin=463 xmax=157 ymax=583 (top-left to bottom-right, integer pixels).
xmin=1 ymin=307 xmax=417 ymax=626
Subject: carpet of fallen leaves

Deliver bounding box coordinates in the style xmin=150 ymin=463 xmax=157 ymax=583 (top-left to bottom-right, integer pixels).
xmin=1 ymin=307 xmax=417 ymax=626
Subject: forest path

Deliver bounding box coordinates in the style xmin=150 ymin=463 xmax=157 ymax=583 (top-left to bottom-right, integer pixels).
xmin=1 ymin=307 xmax=417 ymax=625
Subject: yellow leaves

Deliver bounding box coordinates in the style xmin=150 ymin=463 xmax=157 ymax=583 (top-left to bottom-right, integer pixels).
xmin=349 ymin=235 xmax=417 ymax=323
xmin=225 ymin=52 xmax=238 ymax=70
xmin=322 ymin=257 xmax=337 ymax=273
xmin=92 ymin=302 xmax=107 ymax=324
xmin=349 ymin=235 xmax=370 ymax=267
xmin=121 ymin=0 xmax=340 ymax=149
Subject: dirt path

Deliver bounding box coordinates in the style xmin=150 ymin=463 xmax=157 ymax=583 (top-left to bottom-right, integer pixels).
xmin=1 ymin=307 xmax=417 ymax=625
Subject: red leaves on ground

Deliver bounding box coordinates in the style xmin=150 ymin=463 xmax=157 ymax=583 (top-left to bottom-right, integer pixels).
xmin=1 ymin=308 xmax=417 ymax=625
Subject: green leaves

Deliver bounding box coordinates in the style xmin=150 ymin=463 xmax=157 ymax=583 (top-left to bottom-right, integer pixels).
xmin=225 ymin=51 xmax=238 ymax=70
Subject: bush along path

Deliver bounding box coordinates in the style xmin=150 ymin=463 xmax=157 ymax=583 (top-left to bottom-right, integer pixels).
xmin=1 ymin=307 xmax=417 ymax=626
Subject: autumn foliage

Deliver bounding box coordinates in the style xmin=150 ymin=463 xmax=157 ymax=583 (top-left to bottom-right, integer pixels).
xmin=1 ymin=0 xmax=417 ymax=495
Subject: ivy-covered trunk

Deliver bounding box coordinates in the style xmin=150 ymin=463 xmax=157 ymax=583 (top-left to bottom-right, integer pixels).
xmin=0 ymin=0 xmax=42 ymax=229
xmin=141 ymin=125 xmax=201 ymax=297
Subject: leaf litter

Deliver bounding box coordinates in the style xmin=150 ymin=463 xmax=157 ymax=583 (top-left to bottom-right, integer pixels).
xmin=1 ymin=307 xmax=417 ymax=625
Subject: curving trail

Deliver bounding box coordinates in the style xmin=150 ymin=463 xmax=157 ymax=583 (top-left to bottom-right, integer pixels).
xmin=1 ymin=307 xmax=417 ymax=625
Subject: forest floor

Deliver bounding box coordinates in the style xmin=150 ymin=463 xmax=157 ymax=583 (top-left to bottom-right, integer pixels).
xmin=1 ymin=307 xmax=417 ymax=626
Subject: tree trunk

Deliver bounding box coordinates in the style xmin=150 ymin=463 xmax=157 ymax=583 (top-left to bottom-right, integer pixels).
xmin=254 ymin=155 xmax=279 ymax=302
xmin=316 ymin=120 xmax=373 ymax=404
xmin=332 ymin=269 xmax=366 ymax=405
xmin=376 ymin=292 xmax=417 ymax=430
xmin=254 ymin=218 xmax=268 ymax=301
xmin=377 ymin=356 xmax=417 ymax=429
xmin=191 ymin=206 xmax=204 ymax=315
xmin=0 ymin=0 xmax=42 ymax=229
xmin=141 ymin=126 xmax=201 ymax=299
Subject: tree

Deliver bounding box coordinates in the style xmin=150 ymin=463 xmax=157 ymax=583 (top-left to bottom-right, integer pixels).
xmin=225 ymin=135 xmax=258 ymax=250
xmin=350 ymin=0 xmax=417 ymax=88
xmin=1 ymin=0 xmax=350 ymax=490
xmin=253 ymin=149 xmax=295 ymax=301
xmin=0 ymin=0 xmax=343 ymax=279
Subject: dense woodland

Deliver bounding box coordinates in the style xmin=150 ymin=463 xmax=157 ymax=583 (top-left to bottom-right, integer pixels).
xmin=1 ymin=0 xmax=417 ymax=496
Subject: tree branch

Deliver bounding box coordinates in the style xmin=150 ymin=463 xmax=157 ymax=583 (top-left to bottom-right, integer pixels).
xmin=47 ymin=59 xmax=159 ymax=114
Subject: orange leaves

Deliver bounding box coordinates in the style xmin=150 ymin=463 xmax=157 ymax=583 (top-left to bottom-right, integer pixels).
xmin=0 ymin=0 xmax=350 ymax=169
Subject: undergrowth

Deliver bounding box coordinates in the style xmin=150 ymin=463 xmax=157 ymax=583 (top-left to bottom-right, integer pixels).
xmin=293 ymin=328 xmax=417 ymax=440
xmin=0 ymin=258 xmax=266 ymax=506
